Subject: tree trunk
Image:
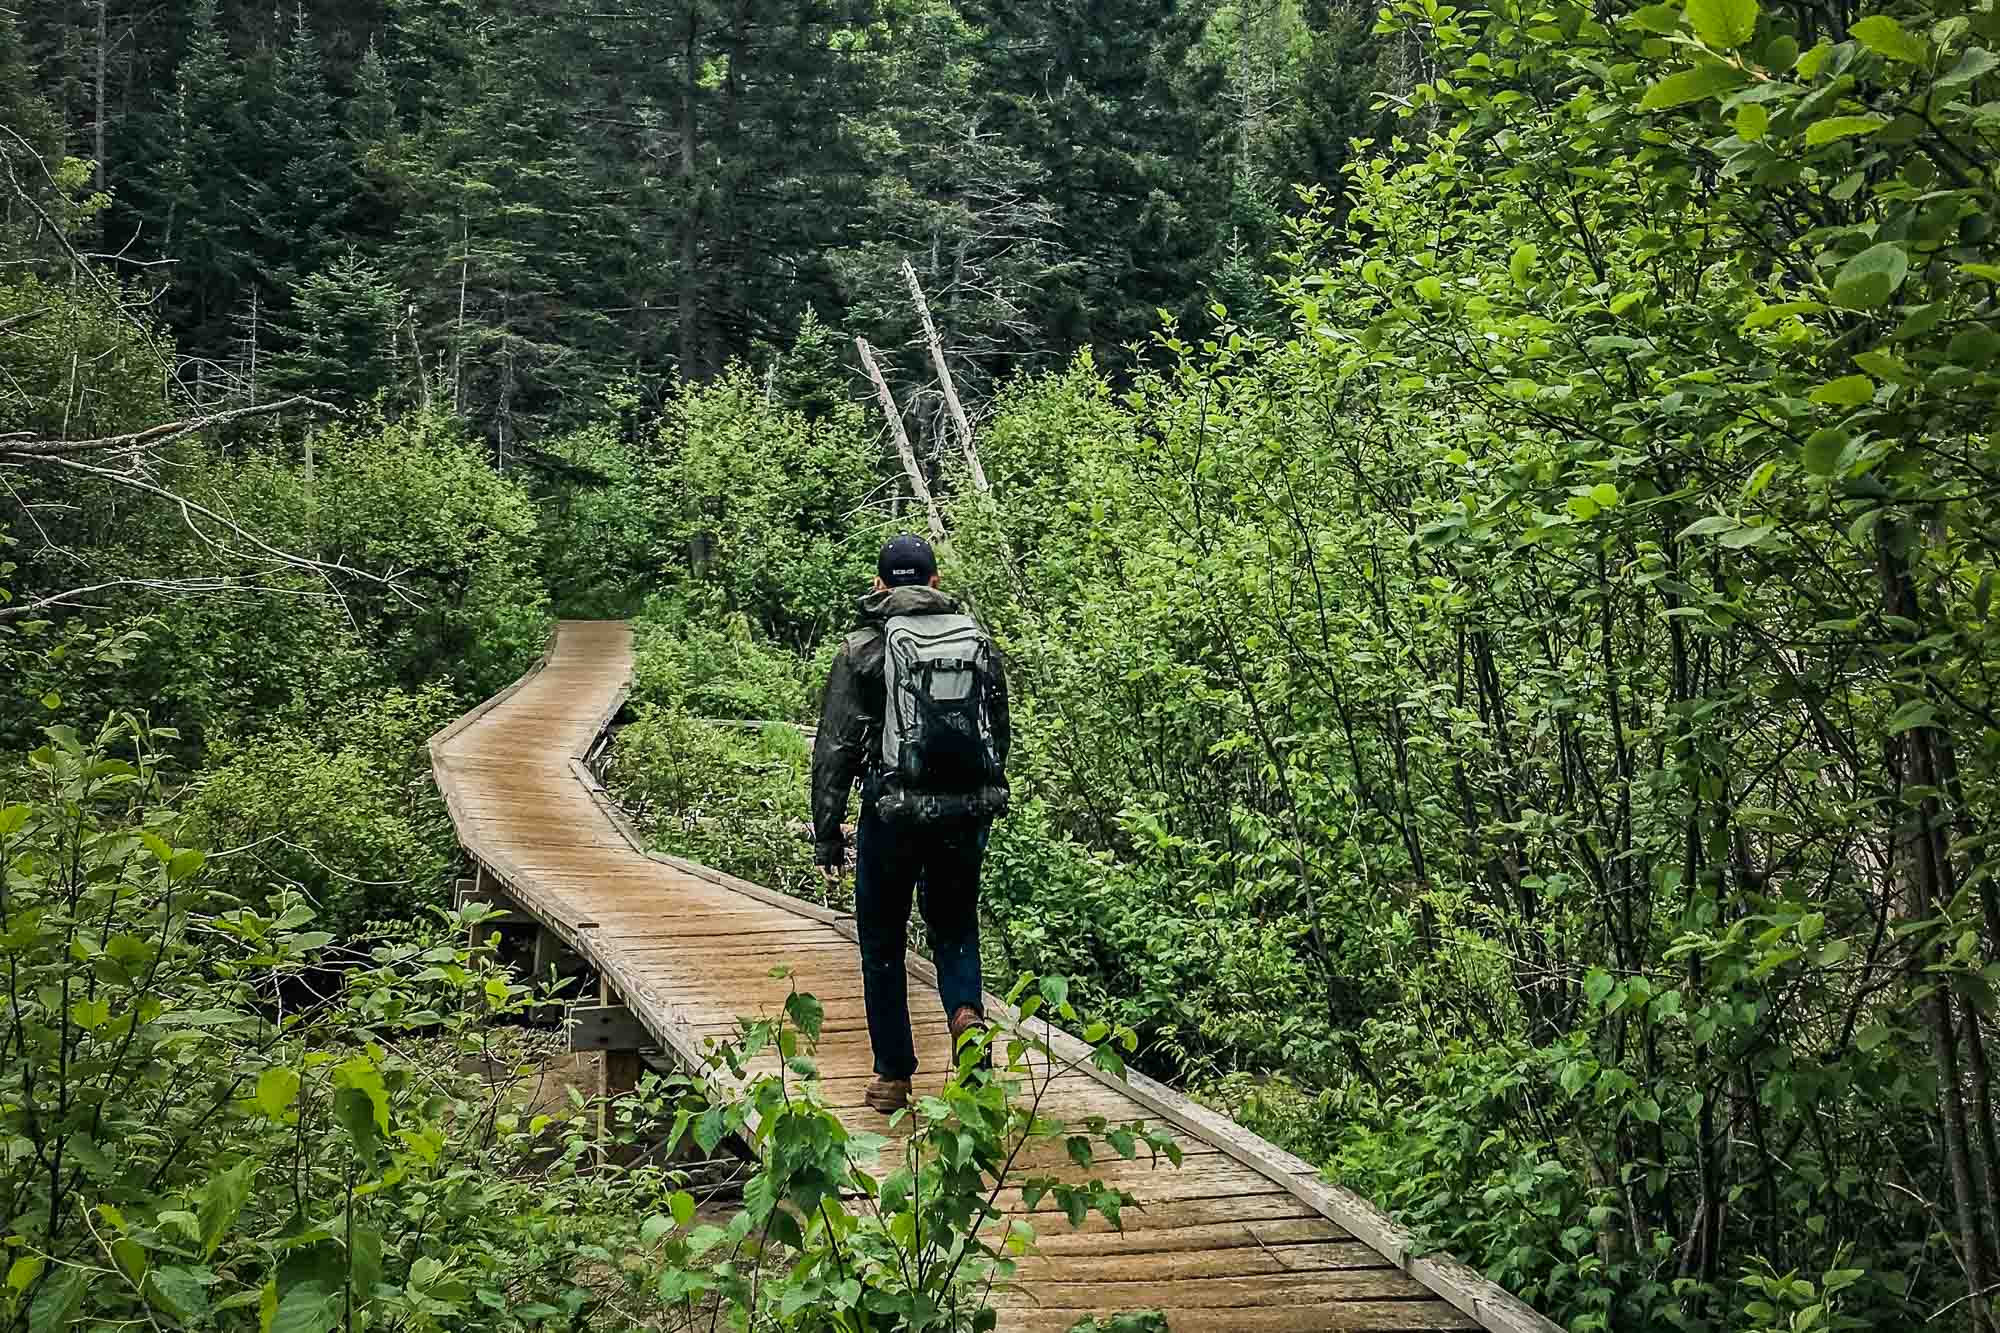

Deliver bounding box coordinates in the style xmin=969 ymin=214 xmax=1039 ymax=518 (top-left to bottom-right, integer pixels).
xmin=677 ymin=2 xmax=700 ymax=381
xmin=93 ymin=0 xmax=108 ymax=193
xmin=1881 ymin=524 xmax=1996 ymax=1332
xmin=901 ymin=258 xmax=987 ymax=492
xmin=855 ymin=336 xmax=943 ymax=542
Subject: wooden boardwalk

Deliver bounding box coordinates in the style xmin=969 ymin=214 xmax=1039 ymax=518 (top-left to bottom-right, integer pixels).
xmin=429 ymin=620 xmax=1556 ymax=1333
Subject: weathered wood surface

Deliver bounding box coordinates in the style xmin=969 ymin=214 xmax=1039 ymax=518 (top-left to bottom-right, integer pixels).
xmin=430 ymin=620 xmax=1559 ymax=1333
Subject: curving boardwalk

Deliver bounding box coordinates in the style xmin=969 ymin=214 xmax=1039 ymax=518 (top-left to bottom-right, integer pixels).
xmin=429 ymin=620 xmax=1556 ymax=1333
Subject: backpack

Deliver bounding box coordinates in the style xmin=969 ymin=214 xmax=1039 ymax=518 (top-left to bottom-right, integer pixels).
xmin=875 ymin=612 xmax=1008 ymax=821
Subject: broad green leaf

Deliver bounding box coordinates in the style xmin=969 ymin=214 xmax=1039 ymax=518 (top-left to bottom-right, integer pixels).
xmin=1831 ymin=242 xmax=1909 ymax=309
xmin=1809 ymin=374 xmax=1874 ymax=406
xmin=256 ymin=1068 xmax=300 ymax=1120
xmin=1679 ymin=515 xmax=1743 ymax=538
xmin=27 ymin=1266 xmax=86 ymax=1333
xmin=1628 ymin=3 xmax=1680 ymax=32
xmin=1801 ymin=429 xmax=1848 ymax=475
xmin=0 ymin=804 xmax=26 ymax=837
xmin=1510 ymin=243 xmax=1540 ymax=285
xmin=1936 ymin=46 xmax=1998 ymax=89
xmin=1851 ymin=14 xmax=1926 ymax=63
xmin=1886 ymin=699 xmax=1938 ymax=733
xmin=669 ymin=1190 xmax=696 ymax=1229
xmin=199 ymin=1159 xmax=256 ymax=1258
xmin=783 ymin=990 xmax=823 ymax=1041
xmin=1744 ymin=300 xmax=1824 ymax=328
xmin=1687 ymin=0 xmax=1758 ymax=49
xmin=332 ymin=1087 xmax=382 ymax=1166
xmin=145 ymin=1267 xmax=210 ymax=1323
xmin=1736 ymin=102 xmax=1768 ymax=139
xmin=1639 ymin=62 xmax=1750 ymax=108
xmin=1805 ymin=113 xmax=1888 ymax=145
xmin=1742 ymin=459 xmax=1780 ymax=501
xmin=7 ymin=1257 xmax=44 ymax=1292
xmin=1722 ymin=523 xmax=1778 ymax=548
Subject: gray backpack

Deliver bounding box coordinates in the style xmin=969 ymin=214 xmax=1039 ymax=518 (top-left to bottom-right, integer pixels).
xmin=877 ymin=612 xmax=1007 ymax=810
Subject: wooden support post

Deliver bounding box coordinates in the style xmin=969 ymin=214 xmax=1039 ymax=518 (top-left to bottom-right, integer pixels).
xmin=581 ymin=980 xmax=648 ymax=1162
xmin=533 ymin=926 xmax=586 ymax=981
xmin=855 ymin=335 xmax=945 ymax=542
xmin=901 ymin=258 xmax=988 ymax=493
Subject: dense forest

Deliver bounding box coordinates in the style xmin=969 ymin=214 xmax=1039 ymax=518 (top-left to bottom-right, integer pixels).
xmin=6 ymin=0 xmax=2000 ymax=1328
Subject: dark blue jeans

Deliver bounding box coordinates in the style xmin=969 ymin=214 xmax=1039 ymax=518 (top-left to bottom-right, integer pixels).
xmin=853 ymin=807 xmax=987 ymax=1080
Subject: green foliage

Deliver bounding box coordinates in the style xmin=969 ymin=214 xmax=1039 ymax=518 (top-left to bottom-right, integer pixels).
xmin=928 ymin=0 xmax=2000 ymax=1310
xmin=183 ymin=684 xmax=460 ymax=934
xmin=648 ymin=370 xmax=887 ymax=647
xmin=532 ymin=417 xmax=657 ymax=618
xmin=608 ymin=696 xmax=825 ymax=909
xmin=270 ymin=251 xmax=402 ymax=404
xmin=0 ymin=277 xmax=170 ymax=439
xmin=631 ymin=602 xmax=815 ymax=722
xmin=3 ymin=712 xmax=1183 ymax=1333
xmin=202 ymin=407 xmax=550 ymax=704
xmin=618 ymin=970 xmax=1179 ymax=1332
xmin=0 ymin=712 xmax=637 ymax=1333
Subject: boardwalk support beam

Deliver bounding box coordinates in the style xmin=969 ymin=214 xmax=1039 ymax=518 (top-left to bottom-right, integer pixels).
xmin=569 ymin=1003 xmax=650 ymax=1054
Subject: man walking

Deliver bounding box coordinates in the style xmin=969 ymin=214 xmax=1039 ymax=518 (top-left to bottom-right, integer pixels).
xmin=811 ymin=534 xmax=1011 ymax=1113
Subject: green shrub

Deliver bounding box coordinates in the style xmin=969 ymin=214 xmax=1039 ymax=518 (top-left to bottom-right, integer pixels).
xmin=608 ymin=700 xmax=826 ymax=908
xmin=181 ymin=684 xmax=460 ymax=933
xmin=630 ymin=601 xmax=814 ymax=723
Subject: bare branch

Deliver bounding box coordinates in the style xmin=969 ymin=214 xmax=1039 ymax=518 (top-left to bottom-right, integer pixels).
xmin=6 ymin=453 xmax=419 ymax=610
xmin=0 ymin=575 xmax=344 ymax=621
xmin=0 ymin=395 xmax=334 ymax=456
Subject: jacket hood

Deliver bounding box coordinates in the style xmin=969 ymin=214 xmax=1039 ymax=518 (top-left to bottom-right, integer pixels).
xmin=857 ymin=584 xmax=958 ymax=624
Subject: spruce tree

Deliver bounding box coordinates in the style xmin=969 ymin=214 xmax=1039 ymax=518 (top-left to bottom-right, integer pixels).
xmin=261 ymin=5 xmax=354 ymax=296
xmin=150 ymin=0 xmax=258 ymax=358
xmin=271 ymin=249 xmax=401 ymax=402
xmin=0 ymin=10 xmax=68 ymax=262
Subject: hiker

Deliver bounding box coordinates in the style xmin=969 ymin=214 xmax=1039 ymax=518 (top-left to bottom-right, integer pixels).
xmin=811 ymin=533 xmax=1011 ymax=1113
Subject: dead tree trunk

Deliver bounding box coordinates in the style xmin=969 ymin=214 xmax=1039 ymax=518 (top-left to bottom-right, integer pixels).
xmin=855 ymin=336 xmax=943 ymax=543
xmin=678 ymin=4 xmax=700 ymax=381
xmin=900 ymin=258 xmax=987 ymax=493
xmin=94 ymin=0 xmax=109 ymax=193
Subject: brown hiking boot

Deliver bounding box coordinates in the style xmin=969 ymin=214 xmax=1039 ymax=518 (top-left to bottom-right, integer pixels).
xmin=949 ymin=1006 xmax=986 ymax=1068
xmin=863 ymin=1077 xmax=911 ymax=1113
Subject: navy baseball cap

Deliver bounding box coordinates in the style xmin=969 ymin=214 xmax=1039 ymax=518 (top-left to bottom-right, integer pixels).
xmin=877 ymin=534 xmax=937 ymax=587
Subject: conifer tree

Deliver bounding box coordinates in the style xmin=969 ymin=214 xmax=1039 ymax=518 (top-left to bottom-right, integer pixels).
xmin=150 ymin=0 xmax=258 ymax=357
xmin=272 ymin=249 xmax=401 ymax=403
xmin=261 ymin=5 xmax=353 ymax=296
xmin=0 ymin=10 xmax=68 ymax=261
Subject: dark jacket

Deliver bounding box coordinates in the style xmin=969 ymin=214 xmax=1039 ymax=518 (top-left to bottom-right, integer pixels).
xmin=810 ymin=584 xmax=1011 ymax=867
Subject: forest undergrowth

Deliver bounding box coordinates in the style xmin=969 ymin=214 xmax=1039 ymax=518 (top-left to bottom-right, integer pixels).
xmin=8 ymin=0 xmax=2000 ymax=1323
